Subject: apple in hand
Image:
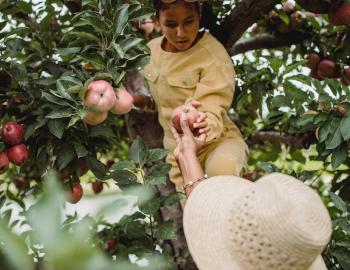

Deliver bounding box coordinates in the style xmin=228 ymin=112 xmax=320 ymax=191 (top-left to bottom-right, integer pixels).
xmin=0 ymin=152 xmax=9 ymax=174
xmin=6 ymin=144 xmax=29 ymax=165
xmin=1 ymin=122 xmax=25 ymax=145
xmin=67 ymin=181 xmax=83 ymax=204
xmin=84 ymin=80 xmax=117 ymax=112
xmin=172 ymin=104 xmax=200 ymax=133
xmin=110 ymin=88 xmax=134 ymax=114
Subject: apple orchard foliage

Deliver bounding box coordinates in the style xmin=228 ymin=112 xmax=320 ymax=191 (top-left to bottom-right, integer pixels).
xmin=0 ymin=0 xmax=349 ymax=269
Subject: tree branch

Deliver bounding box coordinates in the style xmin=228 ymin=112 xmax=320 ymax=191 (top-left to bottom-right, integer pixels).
xmin=246 ymin=130 xmax=316 ymax=149
xmin=230 ymin=32 xmax=312 ymax=56
xmin=222 ymin=0 xmax=282 ymax=48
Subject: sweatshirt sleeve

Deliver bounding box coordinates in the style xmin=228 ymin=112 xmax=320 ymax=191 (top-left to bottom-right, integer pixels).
xmin=192 ymin=63 xmax=236 ymax=143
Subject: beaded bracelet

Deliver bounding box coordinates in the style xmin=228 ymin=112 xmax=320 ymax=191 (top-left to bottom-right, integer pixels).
xmin=183 ymin=174 xmax=208 ymax=191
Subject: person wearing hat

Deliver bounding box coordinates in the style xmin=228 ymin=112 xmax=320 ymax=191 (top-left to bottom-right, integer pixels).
xmin=139 ymin=0 xmax=249 ymax=195
xmin=171 ymin=113 xmax=333 ymax=270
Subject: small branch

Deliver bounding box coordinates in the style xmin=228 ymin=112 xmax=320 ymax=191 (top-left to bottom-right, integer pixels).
xmin=246 ymin=130 xmax=316 ymax=149
xmin=230 ymin=32 xmax=312 ymax=56
xmin=222 ymin=0 xmax=282 ymax=48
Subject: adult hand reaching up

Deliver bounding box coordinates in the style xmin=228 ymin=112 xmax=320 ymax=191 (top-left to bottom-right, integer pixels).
xmin=171 ymin=112 xmax=208 ymax=196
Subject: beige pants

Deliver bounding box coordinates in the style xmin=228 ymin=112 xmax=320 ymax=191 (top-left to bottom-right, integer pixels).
xmin=167 ymin=138 xmax=249 ymax=193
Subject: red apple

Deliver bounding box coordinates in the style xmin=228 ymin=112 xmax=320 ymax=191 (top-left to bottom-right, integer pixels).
xmin=282 ymin=1 xmax=295 ymax=13
xmin=105 ymin=239 xmax=118 ymax=252
xmin=6 ymin=144 xmax=29 ymax=165
xmin=290 ymin=11 xmax=306 ymax=30
xmin=50 ymin=20 xmax=59 ymax=30
xmin=7 ymin=96 xmax=23 ymax=106
xmin=317 ymin=60 xmax=337 ymax=79
xmin=92 ymin=181 xmax=103 ymax=194
xmin=83 ymin=110 xmax=108 ymax=126
xmin=0 ymin=152 xmax=9 ymax=174
xmin=67 ymin=182 xmax=83 ymax=204
xmin=341 ymin=67 xmax=350 ymax=86
xmin=171 ymin=104 xmax=200 ymax=133
xmin=1 ymin=122 xmax=25 ymax=145
xmin=110 ymin=88 xmax=134 ymax=114
xmin=337 ymin=106 xmax=347 ymax=116
xmin=328 ymin=1 xmax=350 ymax=25
xmin=106 ymin=159 xmax=115 ymax=168
xmin=14 ymin=176 xmax=26 ymax=191
xmin=84 ymin=80 xmax=117 ymax=112
xmin=306 ymin=53 xmax=320 ymax=70
xmin=79 ymin=158 xmax=88 ymax=175
xmin=140 ymin=19 xmax=155 ymax=35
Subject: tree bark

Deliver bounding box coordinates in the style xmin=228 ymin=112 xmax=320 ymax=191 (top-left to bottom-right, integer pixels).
xmin=222 ymin=0 xmax=282 ymax=48
xmin=230 ymin=32 xmax=312 ymax=56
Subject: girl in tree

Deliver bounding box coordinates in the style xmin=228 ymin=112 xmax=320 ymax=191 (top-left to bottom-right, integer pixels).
xmin=140 ymin=0 xmax=248 ymax=194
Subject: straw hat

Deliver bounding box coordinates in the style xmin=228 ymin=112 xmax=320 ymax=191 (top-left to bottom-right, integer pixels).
xmin=184 ymin=173 xmax=332 ymax=270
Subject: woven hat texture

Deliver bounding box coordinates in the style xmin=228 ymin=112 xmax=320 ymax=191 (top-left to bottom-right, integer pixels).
xmin=183 ymin=173 xmax=332 ymax=270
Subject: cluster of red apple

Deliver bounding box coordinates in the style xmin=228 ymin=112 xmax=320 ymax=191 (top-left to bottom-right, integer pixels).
xmin=328 ymin=0 xmax=350 ymax=26
xmin=306 ymin=53 xmax=350 ymax=85
xmin=252 ymin=1 xmax=317 ymax=35
xmin=0 ymin=122 xmax=29 ymax=174
xmin=65 ymin=159 xmax=114 ymax=204
xmin=83 ymin=80 xmax=134 ymax=126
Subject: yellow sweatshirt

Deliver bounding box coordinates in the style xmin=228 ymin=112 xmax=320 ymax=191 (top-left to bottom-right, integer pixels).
xmin=144 ymin=31 xmax=244 ymax=156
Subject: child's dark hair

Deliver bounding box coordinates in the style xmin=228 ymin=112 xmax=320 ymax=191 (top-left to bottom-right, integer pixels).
xmin=151 ymin=0 xmax=222 ymax=42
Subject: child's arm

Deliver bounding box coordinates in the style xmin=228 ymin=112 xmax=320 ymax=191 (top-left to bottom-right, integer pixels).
xmin=191 ymin=64 xmax=236 ymax=143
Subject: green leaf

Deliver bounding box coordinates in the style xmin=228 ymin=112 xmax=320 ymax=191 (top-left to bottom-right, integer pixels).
xmin=42 ymin=92 xmax=73 ymax=107
xmin=114 ymin=4 xmax=129 ymax=35
xmin=112 ymin=42 xmax=125 ymax=59
xmin=147 ymin=175 xmax=166 ymax=185
xmin=111 ymin=160 xmax=136 ymax=171
xmin=326 ymin=125 xmax=343 ymax=150
xmin=259 ymin=162 xmax=279 ymax=173
xmin=73 ymin=143 xmax=88 ymax=158
xmin=66 ymin=31 xmax=100 ymax=42
xmin=81 ymin=15 xmax=109 ymax=32
xmin=154 ymin=220 xmax=177 ymax=240
xmin=282 ymin=60 xmax=304 ymax=77
xmin=283 ymin=81 xmax=309 ymax=101
xmin=120 ymin=37 xmax=143 ymax=52
xmin=130 ymin=137 xmax=148 ymax=165
xmin=147 ymin=163 xmax=171 ymax=179
xmin=111 ymin=169 xmax=137 ymax=186
xmin=340 ymin=115 xmax=350 ymax=140
xmin=56 ymin=144 xmax=76 ymax=170
xmin=331 ymin=248 xmax=350 ymax=270
xmin=0 ymin=221 xmax=34 ymax=270
xmin=331 ymin=145 xmax=348 ymax=169
xmin=162 ymin=192 xmax=186 ymax=207
xmin=27 ymin=172 xmax=65 ymax=252
xmin=330 ymin=192 xmax=348 ymax=213
xmin=46 ymin=110 xmax=74 ymax=119
xmin=48 ymin=119 xmax=65 ymax=139
xmin=86 ymin=156 xmax=107 ymax=179
xmin=147 ymin=149 xmax=169 ymax=163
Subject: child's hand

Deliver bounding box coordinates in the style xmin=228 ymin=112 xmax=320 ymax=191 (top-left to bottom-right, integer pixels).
xmin=189 ymin=100 xmax=210 ymax=136
xmin=193 ymin=112 xmax=210 ymax=135
xmin=171 ymin=112 xmax=207 ymax=161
